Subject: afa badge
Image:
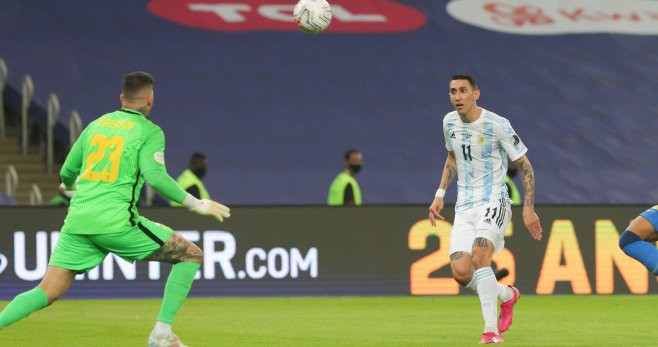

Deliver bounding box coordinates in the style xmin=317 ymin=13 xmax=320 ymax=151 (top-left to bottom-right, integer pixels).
xmin=477 ymin=134 xmax=486 ymax=145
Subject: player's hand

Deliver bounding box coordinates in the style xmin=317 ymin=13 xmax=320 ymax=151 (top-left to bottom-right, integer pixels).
xmin=58 ymin=183 xmax=75 ymax=199
xmin=190 ymin=199 xmax=231 ymax=222
xmin=523 ymin=206 xmax=542 ymax=240
xmin=428 ymin=197 xmax=445 ymax=227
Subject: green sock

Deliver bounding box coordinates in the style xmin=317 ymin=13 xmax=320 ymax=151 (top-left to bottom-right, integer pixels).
xmin=157 ymin=262 xmax=200 ymax=325
xmin=0 ymin=287 xmax=48 ymax=330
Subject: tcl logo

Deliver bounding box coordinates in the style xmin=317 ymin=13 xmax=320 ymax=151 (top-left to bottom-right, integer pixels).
xmin=148 ymin=0 xmax=426 ymax=32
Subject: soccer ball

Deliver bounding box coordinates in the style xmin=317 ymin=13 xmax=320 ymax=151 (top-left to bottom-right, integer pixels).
xmin=293 ymin=0 xmax=332 ymax=34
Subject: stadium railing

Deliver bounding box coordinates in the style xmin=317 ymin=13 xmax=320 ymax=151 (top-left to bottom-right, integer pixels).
xmin=69 ymin=110 xmax=82 ymax=148
xmin=2 ymin=57 xmax=79 ymax=164
xmin=0 ymin=58 xmax=6 ymax=139
xmin=21 ymin=74 xmax=33 ymax=156
xmin=0 ymin=57 xmax=85 ymax=205
xmin=4 ymin=164 xmax=17 ymax=199
xmin=46 ymin=93 xmax=60 ymax=175
xmin=28 ymin=183 xmax=42 ymax=205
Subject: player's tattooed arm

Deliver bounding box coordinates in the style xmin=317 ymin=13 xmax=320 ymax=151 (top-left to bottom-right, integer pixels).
xmin=513 ymin=155 xmax=535 ymax=209
xmin=146 ymin=231 xmax=203 ymax=264
xmin=450 ymin=251 xmax=465 ymax=260
xmin=441 ymin=151 xmax=458 ymax=189
xmin=473 ymin=237 xmax=490 ymax=249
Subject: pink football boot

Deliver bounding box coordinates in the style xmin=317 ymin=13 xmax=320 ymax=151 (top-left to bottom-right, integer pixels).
xmin=479 ymin=332 xmax=504 ymax=344
xmin=498 ymin=285 xmax=520 ymax=333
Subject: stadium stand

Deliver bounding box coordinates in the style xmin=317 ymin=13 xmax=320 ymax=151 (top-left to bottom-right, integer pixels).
xmin=1 ymin=1 xmax=657 ymax=204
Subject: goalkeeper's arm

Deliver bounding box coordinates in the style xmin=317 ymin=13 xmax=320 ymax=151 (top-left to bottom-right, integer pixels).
xmin=138 ymin=129 xmax=230 ymax=222
xmin=142 ymin=169 xmax=230 ymax=222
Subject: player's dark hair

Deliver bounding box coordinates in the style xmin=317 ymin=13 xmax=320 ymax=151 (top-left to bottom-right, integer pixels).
xmin=451 ymin=74 xmax=478 ymax=90
xmin=190 ymin=152 xmax=206 ymax=165
xmin=344 ymin=149 xmax=360 ymax=161
xmin=122 ymin=71 xmax=154 ymax=98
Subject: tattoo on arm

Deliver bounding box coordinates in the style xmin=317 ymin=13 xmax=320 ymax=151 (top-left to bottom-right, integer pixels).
xmin=513 ymin=155 xmax=535 ymax=209
xmin=473 ymin=237 xmax=490 ymax=248
xmin=444 ymin=164 xmax=457 ymax=188
xmin=440 ymin=152 xmax=458 ymax=189
xmin=450 ymin=251 xmax=464 ymax=260
xmin=145 ymin=232 xmax=203 ymax=264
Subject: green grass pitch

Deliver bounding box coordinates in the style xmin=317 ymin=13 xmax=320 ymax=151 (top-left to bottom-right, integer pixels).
xmin=1 ymin=295 xmax=656 ymax=346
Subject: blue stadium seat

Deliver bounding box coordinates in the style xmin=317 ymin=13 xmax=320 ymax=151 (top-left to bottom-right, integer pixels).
xmin=0 ymin=192 xmax=16 ymax=206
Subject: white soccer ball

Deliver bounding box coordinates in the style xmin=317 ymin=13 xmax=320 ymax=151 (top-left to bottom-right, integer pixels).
xmin=294 ymin=0 xmax=332 ymax=34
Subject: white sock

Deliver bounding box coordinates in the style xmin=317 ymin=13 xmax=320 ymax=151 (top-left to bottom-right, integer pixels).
xmin=150 ymin=321 xmax=172 ymax=340
xmin=465 ymin=274 xmax=478 ymax=292
xmin=497 ymin=283 xmax=513 ymax=302
xmin=475 ymin=267 xmax=499 ymax=334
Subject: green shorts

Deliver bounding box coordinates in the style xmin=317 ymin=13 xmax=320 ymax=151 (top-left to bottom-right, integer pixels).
xmin=49 ymin=217 xmax=173 ymax=273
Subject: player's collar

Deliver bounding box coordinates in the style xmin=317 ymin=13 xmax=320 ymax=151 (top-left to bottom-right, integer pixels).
xmin=457 ymin=107 xmax=486 ymax=126
xmin=119 ymin=108 xmax=145 ymax=117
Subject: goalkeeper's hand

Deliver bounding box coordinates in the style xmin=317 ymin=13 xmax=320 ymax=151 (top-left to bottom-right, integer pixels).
xmin=183 ymin=194 xmax=231 ymax=222
xmin=58 ymin=182 xmax=75 ymax=199
xmin=191 ymin=199 xmax=231 ymax=222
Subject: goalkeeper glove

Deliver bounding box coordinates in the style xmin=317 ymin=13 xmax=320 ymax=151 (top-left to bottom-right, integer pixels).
xmin=182 ymin=194 xmax=231 ymax=222
xmin=58 ymin=183 xmax=75 ymax=199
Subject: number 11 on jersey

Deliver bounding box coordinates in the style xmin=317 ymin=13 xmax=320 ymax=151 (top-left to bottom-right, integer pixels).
xmin=461 ymin=144 xmax=472 ymax=161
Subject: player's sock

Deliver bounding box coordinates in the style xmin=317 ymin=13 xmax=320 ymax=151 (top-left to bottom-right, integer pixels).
xmin=156 ymin=262 xmax=200 ymax=326
xmin=0 ymin=287 xmax=48 ymax=329
xmin=497 ymin=283 xmax=513 ymax=302
xmin=475 ymin=267 xmax=498 ymax=334
xmin=465 ymin=274 xmax=512 ymax=301
xmin=620 ymin=230 xmax=658 ymax=274
xmin=465 ymin=274 xmax=478 ymax=292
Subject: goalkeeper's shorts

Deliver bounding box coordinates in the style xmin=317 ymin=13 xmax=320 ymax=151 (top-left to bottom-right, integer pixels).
xmin=49 ymin=216 xmax=172 ymax=273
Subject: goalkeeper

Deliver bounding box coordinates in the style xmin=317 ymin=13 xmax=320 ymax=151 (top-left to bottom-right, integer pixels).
xmin=0 ymin=71 xmax=229 ymax=347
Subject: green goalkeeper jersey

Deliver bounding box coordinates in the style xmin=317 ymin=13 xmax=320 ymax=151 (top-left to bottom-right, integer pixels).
xmin=60 ymin=108 xmax=185 ymax=234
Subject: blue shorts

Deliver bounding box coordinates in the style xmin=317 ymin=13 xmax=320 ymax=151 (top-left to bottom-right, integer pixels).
xmin=639 ymin=205 xmax=658 ymax=233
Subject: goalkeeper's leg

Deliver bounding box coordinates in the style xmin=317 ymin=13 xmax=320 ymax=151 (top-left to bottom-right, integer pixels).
xmin=0 ymin=266 xmax=76 ymax=330
xmin=145 ymin=232 xmax=203 ymax=346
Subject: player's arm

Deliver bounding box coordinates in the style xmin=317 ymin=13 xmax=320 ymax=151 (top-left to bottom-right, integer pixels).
xmin=428 ymin=151 xmax=457 ymax=226
xmin=512 ymin=155 xmax=542 ymax=240
xmin=139 ymin=129 xmax=230 ymax=222
xmin=495 ymin=118 xmax=542 ymax=241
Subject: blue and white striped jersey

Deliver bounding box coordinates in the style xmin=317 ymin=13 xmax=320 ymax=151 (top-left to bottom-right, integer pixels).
xmin=443 ymin=108 xmax=527 ymax=212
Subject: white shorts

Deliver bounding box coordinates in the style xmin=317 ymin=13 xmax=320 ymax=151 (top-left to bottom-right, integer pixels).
xmin=449 ymin=199 xmax=512 ymax=255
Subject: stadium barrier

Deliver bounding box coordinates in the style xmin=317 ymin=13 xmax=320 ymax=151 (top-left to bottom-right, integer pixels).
xmin=0 ymin=206 xmax=656 ymax=299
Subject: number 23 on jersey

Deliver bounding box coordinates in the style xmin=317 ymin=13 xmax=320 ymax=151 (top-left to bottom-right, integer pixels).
xmin=81 ymin=134 xmax=125 ymax=183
